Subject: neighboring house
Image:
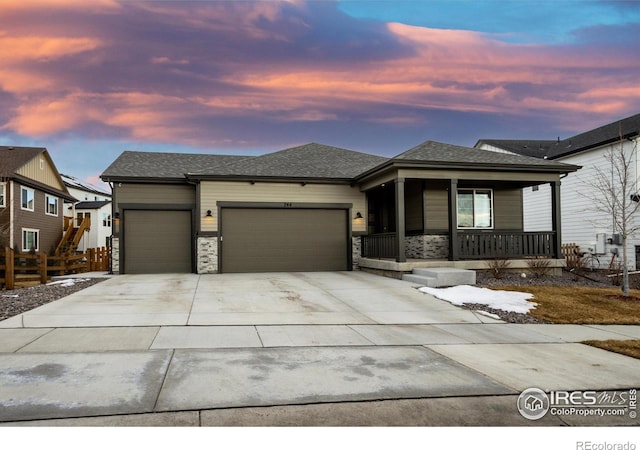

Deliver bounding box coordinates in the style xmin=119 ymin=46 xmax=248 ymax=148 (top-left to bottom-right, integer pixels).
xmin=476 ymin=113 xmax=640 ymax=270
xmin=0 ymin=146 xmax=76 ymax=254
xmin=101 ymin=142 xmax=577 ymax=275
xmin=61 ymin=174 xmax=112 ymax=251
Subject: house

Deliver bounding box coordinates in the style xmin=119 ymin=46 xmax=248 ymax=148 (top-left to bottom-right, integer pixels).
xmin=476 ymin=113 xmax=640 ymax=270
xmin=61 ymin=174 xmax=112 ymax=251
xmin=100 ymin=141 xmax=578 ymax=275
xmin=0 ymin=146 xmax=76 ymax=254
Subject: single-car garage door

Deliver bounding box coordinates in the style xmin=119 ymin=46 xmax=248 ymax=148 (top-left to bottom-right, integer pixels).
xmin=220 ymin=208 xmax=348 ymax=273
xmin=124 ymin=210 xmax=192 ymax=274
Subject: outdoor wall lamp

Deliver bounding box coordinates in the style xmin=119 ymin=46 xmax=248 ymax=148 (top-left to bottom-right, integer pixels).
xmin=354 ymin=211 xmax=363 ymax=219
xmin=205 ymin=210 xmax=212 ymax=217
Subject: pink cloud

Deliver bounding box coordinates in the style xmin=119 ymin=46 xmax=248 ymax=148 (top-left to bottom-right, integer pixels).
xmin=0 ymin=1 xmax=638 ymax=148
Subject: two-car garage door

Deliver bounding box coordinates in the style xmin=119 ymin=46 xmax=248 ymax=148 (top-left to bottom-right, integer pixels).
xmin=122 ymin=207 xmax=349 ymax=274
xmin=220 ymin=208 xmax=349 ymax=273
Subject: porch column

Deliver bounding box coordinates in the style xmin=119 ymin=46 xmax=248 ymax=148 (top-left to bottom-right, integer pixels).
xmin=551 ymin=180 xmax=562 ymax=258
xmin=448 ymin=179 xmax=459 ymax=261
xmin=395 ymin=177 xmax=406 ymax=262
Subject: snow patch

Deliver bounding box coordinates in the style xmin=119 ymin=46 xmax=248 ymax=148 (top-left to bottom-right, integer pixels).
xmin=475 ymin=310 xmax=501 ymax=320
xmin=47 ymin=278 xmax=89 ymax=288
xmin=418 ymin=285 xmax=536 ymax=314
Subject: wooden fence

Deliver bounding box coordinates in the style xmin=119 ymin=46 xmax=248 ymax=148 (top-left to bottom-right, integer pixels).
xmin=561 ymin=242 xmax=581 ymax=267
xmin=0 ymin=246 xmax=111 ymax=290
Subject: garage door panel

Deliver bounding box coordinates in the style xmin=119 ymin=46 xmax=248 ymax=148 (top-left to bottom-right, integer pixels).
xmin=124 ymin=210 xmax=192 ymax=274
xmin=221 ymin=208 xmax=348 ymax=273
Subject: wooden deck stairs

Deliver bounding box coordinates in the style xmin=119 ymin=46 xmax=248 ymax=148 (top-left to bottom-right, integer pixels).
xmin=55 ymin=216 xmax=91 ymax=255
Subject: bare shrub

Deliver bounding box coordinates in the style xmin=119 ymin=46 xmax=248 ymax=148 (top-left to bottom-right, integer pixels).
xmin=565 ymin=252 xmax=586 ymax=281
xmin=526 ymin=257 xmax=552 ymax=278
xmin=486 ymin=256 xmax=511 ymax=279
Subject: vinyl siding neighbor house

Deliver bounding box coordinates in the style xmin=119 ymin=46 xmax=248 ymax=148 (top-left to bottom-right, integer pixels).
xmin=0 ymin=146 xmax=75 ymax=254
xmin=61 ymin=174 xmax=112 ymax=251
xmin=476 ymin=112 xmax=640 ymax=270
xmin=101 ymin=141 xmax=578 ymax=275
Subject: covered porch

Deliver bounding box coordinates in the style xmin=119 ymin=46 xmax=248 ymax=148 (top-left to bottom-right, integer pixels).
xmin=357 ymin=169 xmax=565 ymax=264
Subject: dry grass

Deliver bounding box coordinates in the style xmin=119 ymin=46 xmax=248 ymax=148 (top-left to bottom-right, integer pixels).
xmin=495 ymin=286 xmax=640 ymax=324
xmin=583 ymin=340 xmax=640 ymax=360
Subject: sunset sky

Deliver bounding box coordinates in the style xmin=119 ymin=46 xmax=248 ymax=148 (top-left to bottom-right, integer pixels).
xmin=1 ymin=0 xmax=639 ymax=188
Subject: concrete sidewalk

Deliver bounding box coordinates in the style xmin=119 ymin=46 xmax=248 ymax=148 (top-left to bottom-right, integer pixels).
xmin=0 ymin=272 xmax=638 ymax=426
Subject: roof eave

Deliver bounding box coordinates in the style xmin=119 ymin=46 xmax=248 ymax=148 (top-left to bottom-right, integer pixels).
xmin=12 ymin=175 xmax=77 ymax=202
xmin=185 ymin=173 xmax=354 ymax=184
xmin=550 ymin=131 xmax=640 ymax=160
xmin=356 ymin=159 xmax=580 ymax=183
xmin=100 ymin=175 xmax=188 ymax=184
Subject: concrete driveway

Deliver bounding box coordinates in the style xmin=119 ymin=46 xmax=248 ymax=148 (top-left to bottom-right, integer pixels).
xmin=0 ymin=271 xmax=639 ymax=426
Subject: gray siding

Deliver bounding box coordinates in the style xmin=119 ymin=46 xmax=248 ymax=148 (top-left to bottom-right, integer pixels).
xmin=494 ymin=189 xmax=524 ymax=230
xmin=422 ymin=182 xmax=523 ymax=232
xmin=115 ymin=183 xmax=195 ymax=209
xmin=424 ymin=180 xmax=449 ymax=232
xmin=405 ymin=180 xmax=423 ymax=232
xmin=200 ymin=181 xmax=364 ymax=233
xmin=11 ymin=182 xmax=63 ymax=253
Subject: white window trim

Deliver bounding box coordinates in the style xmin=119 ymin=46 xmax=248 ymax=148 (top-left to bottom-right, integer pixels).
xmin=0 ymin=182 xmax=5 ymax=208
xmin=21 ymin=186 xmax=34 ymax=212
xmin=45 ymin=194 xmax=59 ymax=217
xmin=457 ymin=188 xmax=494 ymax=230
xmin=22 ymin=228 xmax=39 ymax=252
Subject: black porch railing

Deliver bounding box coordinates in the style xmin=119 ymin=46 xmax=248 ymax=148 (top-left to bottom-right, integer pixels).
xmin=361 ymin=231 xmax=557 ymax=259
xmin=360 ymin=233 xmax=397 ymax=259
xmin=458 ymin=231 xmax=556 ymax=259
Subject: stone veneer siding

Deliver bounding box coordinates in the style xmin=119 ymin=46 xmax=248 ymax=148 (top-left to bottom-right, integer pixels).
xmin=405 ymin=234 xmax=449 ymax=259
xmin=197 ymin=236 xmax=218 ymax=274
xmin=111 ymin=237 xmax=120 ymax=274
xmin=352 ymin=236 xmax=361 ymax=270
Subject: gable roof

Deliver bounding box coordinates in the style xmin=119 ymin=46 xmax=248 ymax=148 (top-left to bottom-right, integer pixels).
xmin=0 ymin=146 xmax=46 ymax=178
xmin=547 ymin=112 xmax=640 ymax=159
xmin=0 ymin=146 xmax=75 ymax=201
xmin=188 ymin=143 xmax=388 ymax=180
xmin=101 ymin=151 xmax=250 ymax=181
xmin=476 ymin=113 xmax=640 ymax=160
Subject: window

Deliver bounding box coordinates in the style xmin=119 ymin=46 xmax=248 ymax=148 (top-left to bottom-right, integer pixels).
xmin=45 ymin=195 xmax=58 ymax=216
xmin=532 ymin=185 xmax=539 ymax=192
xmin=21 ymin=186 xmax=34 ymax=211
xmin=0 ymin=183 xmax=5 ymax=207
xmin=457 ymin=189 xmax=493 ymax=228
xmin=22 ymin=228 xmax=39 ymax=252
xmin=102 ymin=212 xmax=111 ymax=227
xmin=77 ymin=212 xmax=90 ymax=226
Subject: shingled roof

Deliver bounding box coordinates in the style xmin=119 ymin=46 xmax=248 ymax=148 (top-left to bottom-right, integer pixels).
xmin=389 ymin=141 xmax=577 ymax=171
xmin=189 ymin=143 xmax=388 ymax=180
xmin=101 ymin=151 xmax=250 ymax=181
xmin=476 ymin=113 xmax=640 ymax=160
xmin=474 ymin=139 xmax=558 ymax=158
xmin=0 ymin=146 xmax=46 ymax=178
xmin=102 ymin=140 xmax=578 ymax=183
xmin=0 ymin=146 xmax=75 ymax=201
xmin=73 ymin=200 xmax=112 ymax=210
